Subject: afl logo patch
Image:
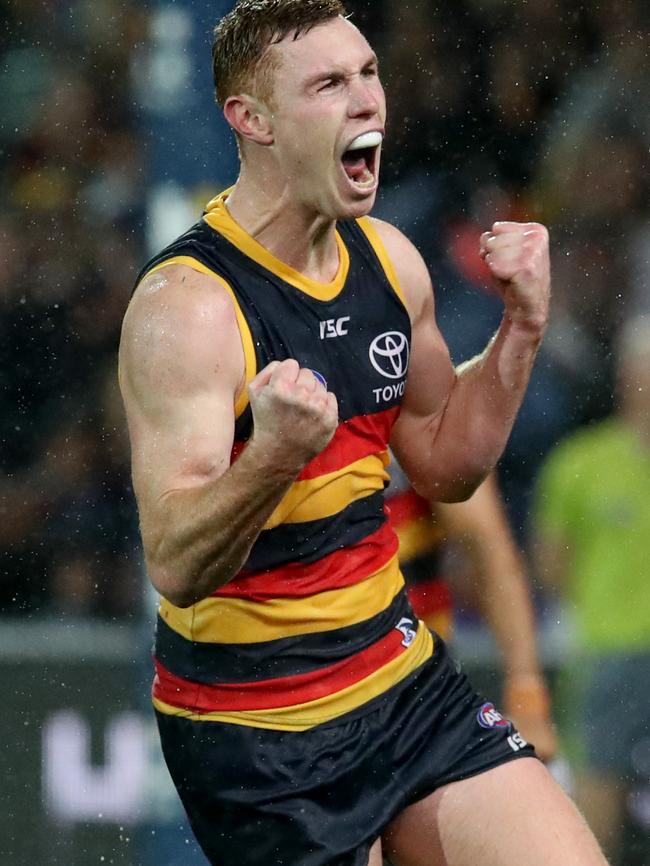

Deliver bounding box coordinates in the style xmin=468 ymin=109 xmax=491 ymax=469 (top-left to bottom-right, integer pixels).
xmin=477 ymin=702 xmax=510 ymax=729
xmin=369 ymin=331 xmax=410 ymax=380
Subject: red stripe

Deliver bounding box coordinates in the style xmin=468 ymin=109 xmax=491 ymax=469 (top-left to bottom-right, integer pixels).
xmin=385 ymin=489 xmax=431 ymax=529
xmin=231 ymin=440 xmax=245 ymax=463
xmin=299 ymin=407 xmax=399 ymax=480
xmin=230 ymin=407 xmax=399 ymax=475
xmin=407 ymin=578 xmax=452 ymax=619
xmin=153 ymin=627 xmax=407 ymax=712
xmin=214 ymin=521 xmax=398 ymax=600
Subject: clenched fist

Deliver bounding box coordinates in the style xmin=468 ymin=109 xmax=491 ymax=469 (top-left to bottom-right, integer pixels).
xmin=480 ymin=222 xmax=550 ymax=331
xmin=248 ymin=359 xmax=339 ymax=470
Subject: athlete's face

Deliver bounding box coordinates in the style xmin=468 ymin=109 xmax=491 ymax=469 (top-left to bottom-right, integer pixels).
xmin=266 ymin=17 xmax=386 ymax=219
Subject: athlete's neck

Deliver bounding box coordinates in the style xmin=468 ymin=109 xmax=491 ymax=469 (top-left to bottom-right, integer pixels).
xmin=225 ymin=171 xmax=340 ymax=284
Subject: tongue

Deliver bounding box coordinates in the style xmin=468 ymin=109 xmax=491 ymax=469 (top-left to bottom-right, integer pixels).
xmin=342 ymin=153 xmax=367 ymax=180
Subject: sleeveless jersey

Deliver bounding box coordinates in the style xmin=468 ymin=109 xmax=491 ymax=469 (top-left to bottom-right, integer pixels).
xmin=140 ymin=191 xmax=434 ymax=730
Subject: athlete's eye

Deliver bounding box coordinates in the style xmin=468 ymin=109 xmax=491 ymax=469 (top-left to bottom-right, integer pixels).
xmin=362 ymin=65 xmax=378 ymax=79
xmin=319 ymin=75 xmax=344 ymax=91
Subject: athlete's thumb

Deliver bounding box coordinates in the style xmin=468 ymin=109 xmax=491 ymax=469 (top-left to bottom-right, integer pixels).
xmin=248 ymin=361 xmax=281 ymax=398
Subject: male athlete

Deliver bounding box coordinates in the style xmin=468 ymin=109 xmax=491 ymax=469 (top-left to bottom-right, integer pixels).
xmin=119 ymin=2 xmax=608 ymax=864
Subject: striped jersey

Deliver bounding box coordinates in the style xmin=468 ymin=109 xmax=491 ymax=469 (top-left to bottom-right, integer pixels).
xmin=138 ymin=191 xmax=434 ymax=730
xmin=385 ymin=462 xmax=453 ymax=639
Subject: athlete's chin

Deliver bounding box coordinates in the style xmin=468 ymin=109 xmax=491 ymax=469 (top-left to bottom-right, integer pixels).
xmin=335 ymin=188 xmax=378 ymax=220
xmin=346 ymin=198 xmax=377 ymax=220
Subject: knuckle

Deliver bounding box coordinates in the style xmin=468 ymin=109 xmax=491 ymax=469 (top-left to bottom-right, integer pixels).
xmin=282 ymin=358 xmax=299 ymax=375
xmin=525 ymin=226 xmax=549 ymax=243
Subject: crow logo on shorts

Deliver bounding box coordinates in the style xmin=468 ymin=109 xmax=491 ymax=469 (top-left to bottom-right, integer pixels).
xmin=395 ymin=617 xmax=417 ymax=647
xmin=477 ymin=702 xmax=511 ymax=729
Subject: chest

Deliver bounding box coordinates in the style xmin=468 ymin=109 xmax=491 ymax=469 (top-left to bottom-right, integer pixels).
xmin=237 ymin=272 xmax=411 ymax=421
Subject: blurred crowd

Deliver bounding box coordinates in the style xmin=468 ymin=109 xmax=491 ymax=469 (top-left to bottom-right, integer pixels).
xmin=0 ymin=0 xmax=147 ymax=618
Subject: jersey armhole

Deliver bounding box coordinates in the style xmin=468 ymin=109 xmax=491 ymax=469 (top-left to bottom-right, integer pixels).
xmin=139 ymin=255 xmax=257 ymax=419
xmin=356 ymin=217 xmax=409 ymax=311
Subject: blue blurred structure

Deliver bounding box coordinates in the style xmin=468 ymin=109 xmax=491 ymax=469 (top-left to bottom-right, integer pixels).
xmin=135 ymin=0 xmax=238 ymax=253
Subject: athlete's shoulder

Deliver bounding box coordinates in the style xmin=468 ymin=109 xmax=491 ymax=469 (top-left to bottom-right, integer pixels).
xmin=363 ymin=217 xmax=433 ymax=320
xmin=121 ymin=263 xmax=244 ymax=394
xmin=129 ymin=263 xmax=236 ymax=327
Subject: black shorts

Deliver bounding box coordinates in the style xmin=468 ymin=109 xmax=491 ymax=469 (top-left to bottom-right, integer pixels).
xmin=156 ymin=635 xmax=536 ymax=866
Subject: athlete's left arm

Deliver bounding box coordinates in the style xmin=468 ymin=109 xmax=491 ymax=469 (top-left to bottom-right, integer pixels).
xmin=375 ymin=217 xmax=550 ymax=502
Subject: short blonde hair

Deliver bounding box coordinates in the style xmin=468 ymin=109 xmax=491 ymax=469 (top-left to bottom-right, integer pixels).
xmin=212 ymin=0 xmax=347 ymax=106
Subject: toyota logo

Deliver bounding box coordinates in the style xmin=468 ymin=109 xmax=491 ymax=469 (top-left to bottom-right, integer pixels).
xmin=369 ymin=331 xmax=410 ymax=379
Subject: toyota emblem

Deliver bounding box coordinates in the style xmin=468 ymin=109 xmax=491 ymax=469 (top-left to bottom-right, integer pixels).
xmin=369 ymin=331 xmax=410 ymax=379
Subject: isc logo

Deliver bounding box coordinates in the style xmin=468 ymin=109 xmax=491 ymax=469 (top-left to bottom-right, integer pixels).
xmin=319 ymin=317 xmax=350 ymax=339
xmin=507 ymin=732 xmax=528 ymax=752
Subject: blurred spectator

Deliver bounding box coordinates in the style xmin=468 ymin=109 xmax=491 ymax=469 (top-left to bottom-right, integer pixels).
xmin=533 ymin=315 xmax=650 ymax=863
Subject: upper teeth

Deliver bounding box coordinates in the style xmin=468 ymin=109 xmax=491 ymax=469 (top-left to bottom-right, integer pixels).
xmin=347 ymin=131 xmax=383 ymax=151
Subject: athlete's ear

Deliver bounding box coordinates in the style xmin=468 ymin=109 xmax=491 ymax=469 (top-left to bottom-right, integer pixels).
xmin=223 ymin=95 xmax=274 ymax=146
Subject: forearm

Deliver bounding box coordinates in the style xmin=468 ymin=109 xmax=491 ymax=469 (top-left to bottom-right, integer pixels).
xmin=429 ymin=315 xmax=544 ymax=499
xmin=478 ymin=556 xmax=543 ymax=679
xmin=142 ymin=439 xmax=300 ymax=606
xmin=532 ymin=534 xmax=569 ymax=596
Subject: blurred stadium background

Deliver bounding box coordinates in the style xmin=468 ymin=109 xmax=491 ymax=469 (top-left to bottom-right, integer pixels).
xmin=1 ymin=0 xmax=649 ymax=863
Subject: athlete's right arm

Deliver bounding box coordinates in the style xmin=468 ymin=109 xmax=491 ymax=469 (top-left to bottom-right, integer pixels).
xmin=119 ymin=265 xmax=338 ymax=607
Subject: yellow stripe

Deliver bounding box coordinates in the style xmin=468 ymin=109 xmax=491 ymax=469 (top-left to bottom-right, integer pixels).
xmin=422 ymin=610 xmax=453 ymax=643
xmin=159 ymin=552 xmax=404 ymax=644
xmin=203 ymin=190 xmax=351 ymax=302
xmin=264 ymin=452 xmax=389 ymax=529
xmin=140 ymin=256 xmax=257 ymax=419
xmin=153 ymin=621 xmax=433 ymax=730
xmin=396 ymin=518 xmax=445 ymax=563
xmin=356 ymin=216 xmax=408 ymax=310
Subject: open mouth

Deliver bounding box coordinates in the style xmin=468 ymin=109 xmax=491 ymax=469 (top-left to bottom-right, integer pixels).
xmin=341 ymin=131 xmax=382 ymax=190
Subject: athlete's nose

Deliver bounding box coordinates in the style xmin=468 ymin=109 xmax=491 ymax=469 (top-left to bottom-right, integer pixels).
xmin=348 ymin=75 xmax=382 ymax=119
